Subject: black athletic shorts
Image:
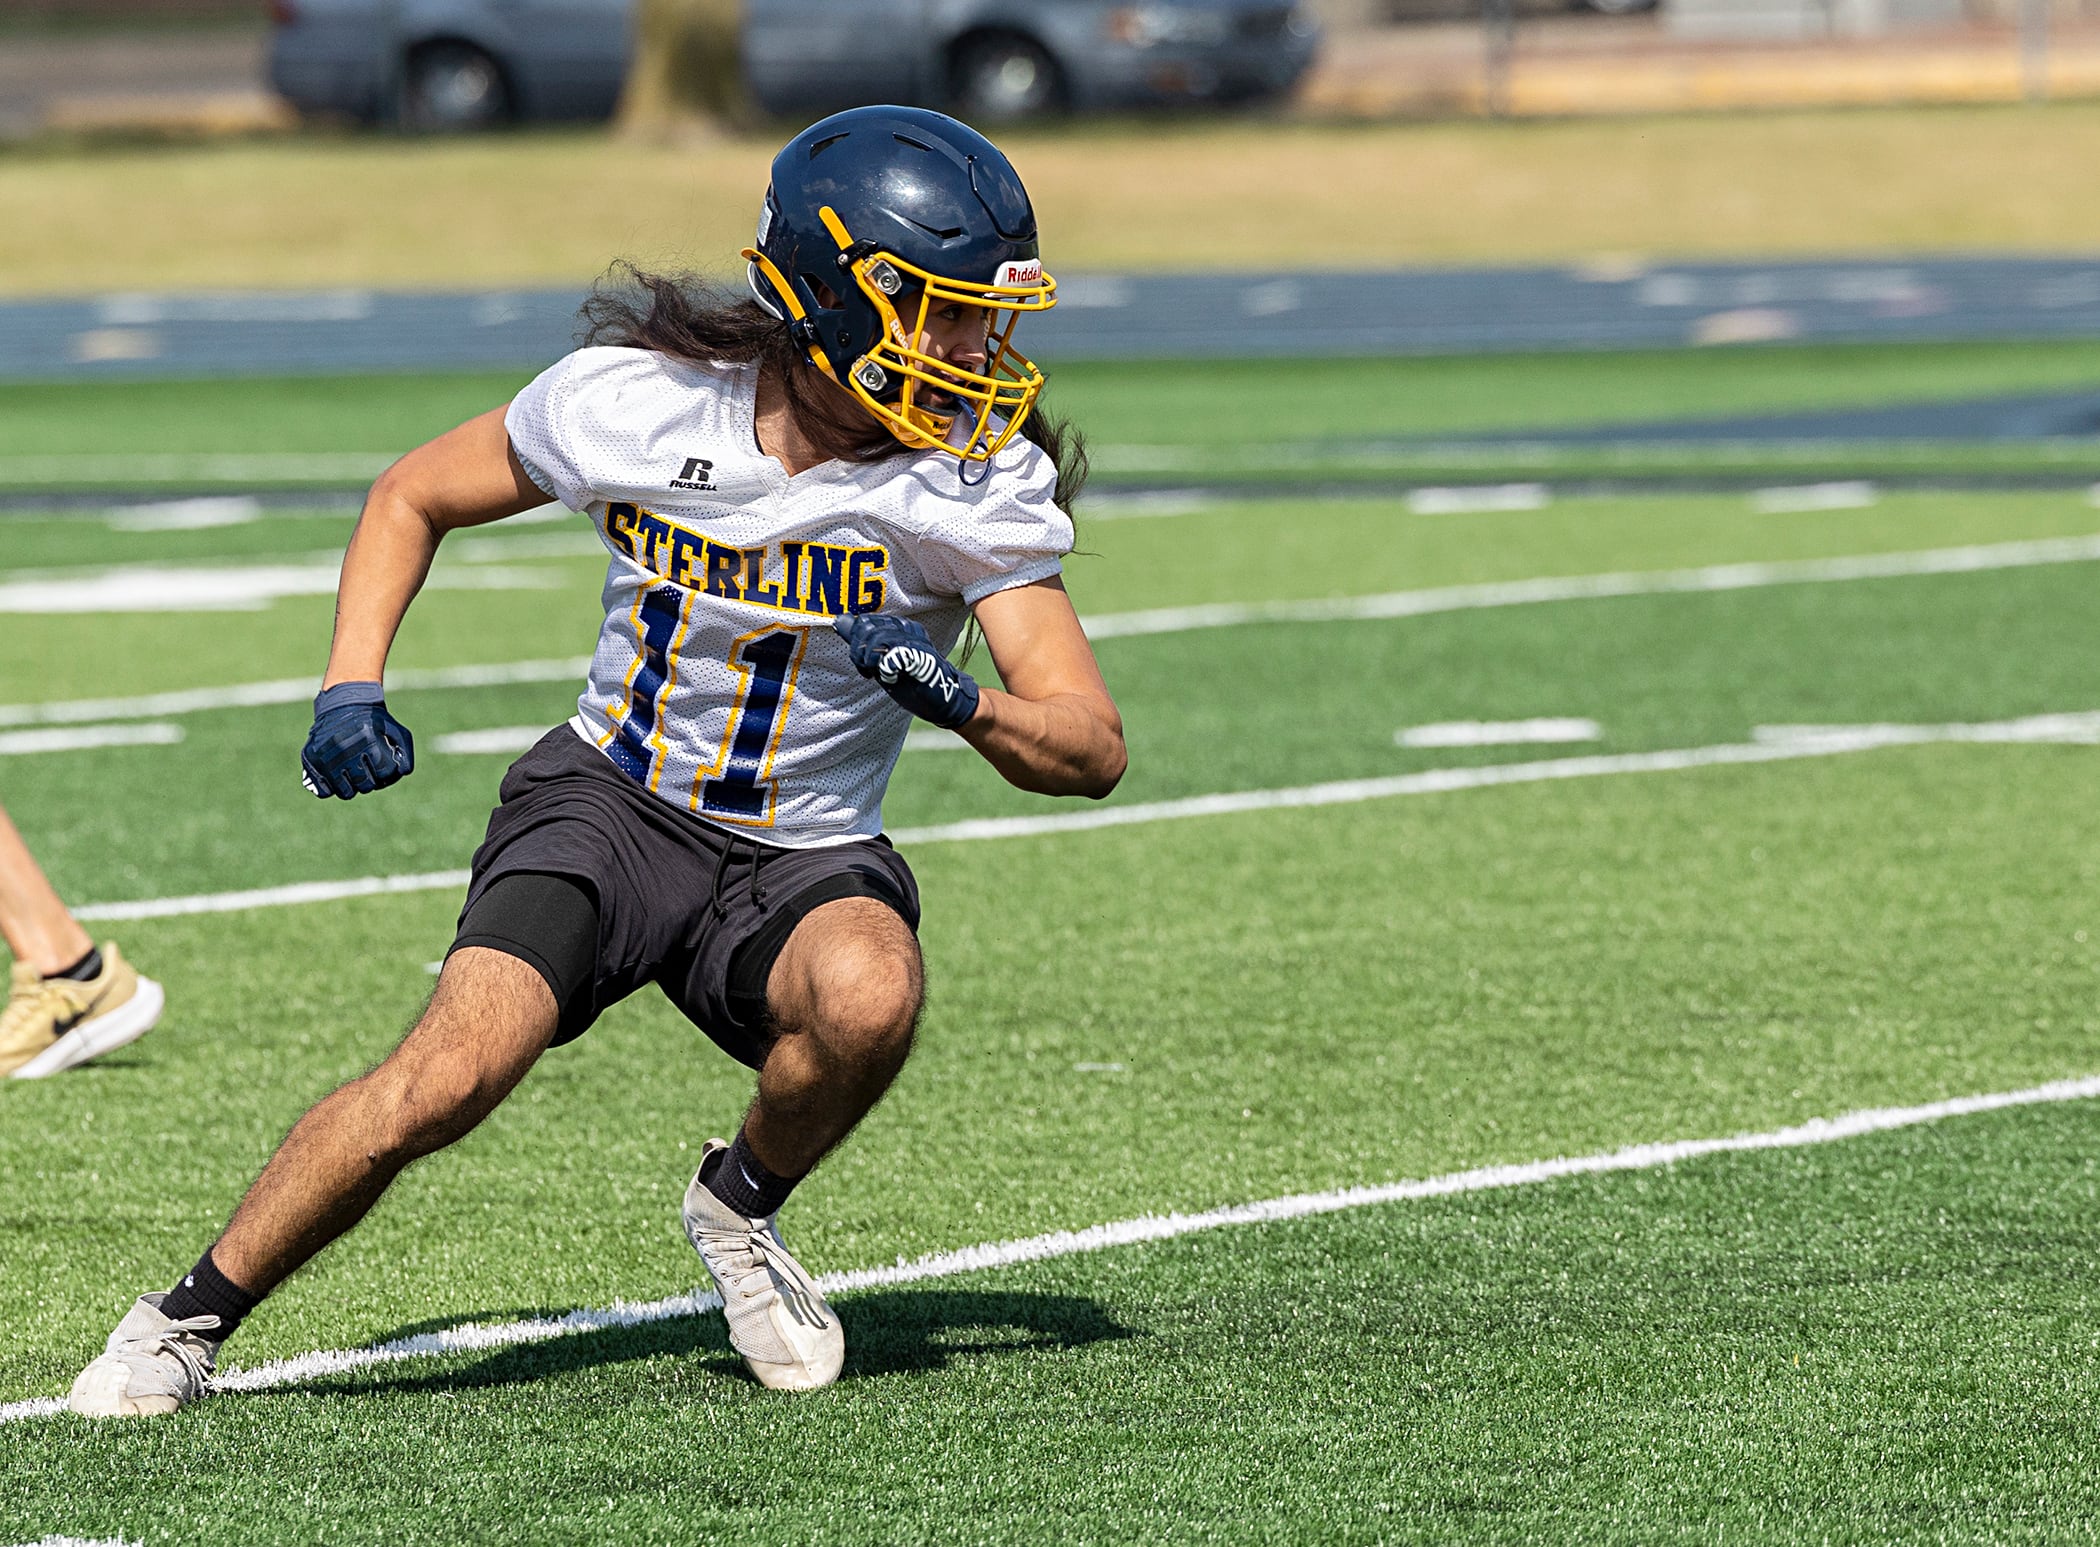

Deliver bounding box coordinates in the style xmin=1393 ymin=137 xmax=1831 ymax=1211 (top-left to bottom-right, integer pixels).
xmin=451 ymin=726 xmax=920 ymax=1066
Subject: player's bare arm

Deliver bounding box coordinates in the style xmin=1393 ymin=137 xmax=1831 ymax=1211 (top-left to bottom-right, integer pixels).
xmin=834 ymin=575 xmax=1123 ymax=798
xmin=321 ymin=407 xmax=549 ymax=689
xmin=955 ymin=578 xmax=1124 ymax=796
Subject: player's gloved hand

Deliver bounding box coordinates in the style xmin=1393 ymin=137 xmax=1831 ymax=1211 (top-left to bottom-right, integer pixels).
xmin=300 ymin=681 xmax=415 ymax=799
xmin=832 ymin=614 xmax=980 ymax=730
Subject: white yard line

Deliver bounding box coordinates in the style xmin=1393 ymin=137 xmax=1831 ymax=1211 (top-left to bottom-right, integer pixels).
xmin=0 ymin=453 xmax=394 ymax=484
xmin=1 ymin=535 xmax=2093 ymax=727
xmin=903 ymin=727 xmax=971 ymax=753
xmin=1397 ymin=718 xmax=1601 ymax=748
xmin=75 ymin=870 xmax=472 ymax=924
xmin=0 ymin=724 xmax=182 ymax=757
xmin=1755 ymin=712 xmax=2100 ymax=747
xmin=1750 ymin=481 xmax=1878 ymax=514
xmin=1407 ymin=483 xmax=1550 ymax=516
xmin=106 ymin=497 xmax=261 ymax=533
xmin=432 ymin=726 xmax=549 ymax=757
xmin=884 ymin=713 xmax=2093 ymax=847
xmin=5 ymin=1073 xmax=2096 ymax=1425
xmin=1083 ymin=490 xmax=1215 ymax=521
xmin=1077 ymin=534 xmax=2100 ymax=640
xmin=0 ymin=658 xmax=593 ymax=730
xmin=64 ymin=712 xmax=2096 ymax=923
xmin=0 ymin=564 xmax=559 ymax=616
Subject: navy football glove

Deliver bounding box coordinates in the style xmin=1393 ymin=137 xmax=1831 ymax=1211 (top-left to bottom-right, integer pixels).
xmin=300 ymin=681 xmax=415 ymax=800
xmin=832 ymin=614 xmax=980 ymax=730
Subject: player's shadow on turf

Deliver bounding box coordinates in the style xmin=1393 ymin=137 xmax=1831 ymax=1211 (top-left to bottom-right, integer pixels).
xmin=839 ymin=1289 xmax=1138 ymax=1378
xmin=320 ymin=1290 xmax=1134 ymax=1400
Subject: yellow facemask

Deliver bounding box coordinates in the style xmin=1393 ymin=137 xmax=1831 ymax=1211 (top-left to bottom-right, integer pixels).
xmin=744 ymin=203 xmax=1058 ymax=465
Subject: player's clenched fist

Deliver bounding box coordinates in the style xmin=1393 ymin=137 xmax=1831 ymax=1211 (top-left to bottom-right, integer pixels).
xmin=300 ymin=681 xmax=415 ymax=799
xmin=832 ymin=614 xmax=980 ymax=730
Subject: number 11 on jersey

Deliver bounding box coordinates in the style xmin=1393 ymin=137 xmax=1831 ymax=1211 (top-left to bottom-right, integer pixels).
xmin=698 ymin=627 xmax=809 ymax=825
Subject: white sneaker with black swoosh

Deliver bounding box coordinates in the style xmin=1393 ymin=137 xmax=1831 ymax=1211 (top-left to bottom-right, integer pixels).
xmin=681 ymin=1139 xmax=844 ymax=1391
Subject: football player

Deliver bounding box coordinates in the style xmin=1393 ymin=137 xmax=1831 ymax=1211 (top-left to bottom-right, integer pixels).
xmin=69 ymin=105 xmax=1124 ymax=1414
xmin=0 ymin=800 xmax=162 ymax=1080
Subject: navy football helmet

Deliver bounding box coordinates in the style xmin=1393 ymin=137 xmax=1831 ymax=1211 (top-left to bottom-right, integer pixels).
xmin=746 ymin=106 xmax=1057 ymax=465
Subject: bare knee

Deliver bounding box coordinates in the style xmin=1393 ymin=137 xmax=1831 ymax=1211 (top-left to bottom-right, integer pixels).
xmin=770 ymin=900 xmax=923 ymax=1070
xmin=355 ymin=1054 xmax=492 ymax=1164
xmin=817 ymin=936 xmax=922 ymax=1065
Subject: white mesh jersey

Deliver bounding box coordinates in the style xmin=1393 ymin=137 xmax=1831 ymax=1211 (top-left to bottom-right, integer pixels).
xmin=503 ymin=347 xmax=1071 ymax=848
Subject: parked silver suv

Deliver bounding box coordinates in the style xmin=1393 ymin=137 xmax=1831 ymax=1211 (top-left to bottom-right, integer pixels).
xmin=268 ymin=0 xmax=1320 ymax=128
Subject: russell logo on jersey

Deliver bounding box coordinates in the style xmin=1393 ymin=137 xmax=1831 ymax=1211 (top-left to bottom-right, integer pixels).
xmin=670 ymin=456 xmax=719 ymax=492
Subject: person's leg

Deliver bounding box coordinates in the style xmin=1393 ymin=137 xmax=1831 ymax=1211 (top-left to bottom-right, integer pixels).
xmin=0 ymin=801 xmax=164 ymax=1080
xmin=0 ymin=801 xmax=93 ymax=975
xmin=69 ymin=947 xmax=559 ymax=1416
xmin=681 ymin=895 xmax=922 ymax=1391
xmin=209 ymin=946 xmax=557 ymax=1296
xmin=742 ymin=896 xmax=924 ymax=1181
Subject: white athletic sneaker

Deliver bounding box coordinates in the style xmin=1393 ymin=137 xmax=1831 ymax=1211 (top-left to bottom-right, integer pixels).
xmin=682 ymin=1140 xmax=844 ymax=1391
xmin=67 ymin=1292 xmax=220 ymax=1417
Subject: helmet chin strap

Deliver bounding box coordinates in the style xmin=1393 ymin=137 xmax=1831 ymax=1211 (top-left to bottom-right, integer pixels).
xmin=951 ymin=402 xmax=992 ymax=487
xmin=742 ymin=247 xmax=840 ymax=381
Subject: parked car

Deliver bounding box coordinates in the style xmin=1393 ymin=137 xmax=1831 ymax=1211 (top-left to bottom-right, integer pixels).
xmin=267 ymin=0 xmax=1321 ymax=129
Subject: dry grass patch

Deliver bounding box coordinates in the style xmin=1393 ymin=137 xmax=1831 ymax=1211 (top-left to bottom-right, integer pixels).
xmin=5 ymin=103 xmax=2100 ymax=293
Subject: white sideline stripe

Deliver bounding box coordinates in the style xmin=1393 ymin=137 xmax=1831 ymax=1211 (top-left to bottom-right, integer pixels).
xmin=1 ymin=535 xmax=2093 ymax=728
xmin=0 ymin=658 xmax=593 ymax=729
xmin=1077 ymin=534 xmax=2100 ymax=640
xmin=881 ymin=712 xmax=2098 ymax=847
xmin=5 ymin=1073 xmax=2098 ymax=1425
xmin=74 ymin=870 xmax=472 ymax=923
xmin=106 ymin=496 xmax=261 ymax=532
xmin=903 ymin=726 xmax=971 ymax=753
xmin=1407 ymin=483 xmax=1550 ymax=516
xmin=1755 ymin=712 xmax=2100 ymax=747
xmin=62 ymin=711 xmax=2100 ymax=922
xmin=0 ymin=565 xmax=557 ymax=616
xmin=432 ymin=725 xmax=548 ymax=756
xmin=7 ymin=1537 xmax=140 ymax=1546
xmin=0 ymin=453 xmax=394 ymax=483
xmin=1078 ymin=490 xmax=1214 ymax=522
xmin=1397 ymin=718 xmax=1601 ymax=748
xmin=1750 ymin=480 xmax=1878 ymax=514
xmin=0 ymin=723 xmax=182 ymax=756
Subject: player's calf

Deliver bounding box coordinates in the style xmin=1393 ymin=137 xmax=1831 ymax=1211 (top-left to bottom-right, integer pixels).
xmin=68 ymin=949 xmax=556 ymax=1417
xmin=684 ymin=897 xmax=923 ymax=1391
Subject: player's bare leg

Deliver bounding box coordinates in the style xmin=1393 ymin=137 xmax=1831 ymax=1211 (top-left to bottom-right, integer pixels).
xmin=0 ymin=803 xmax=93 ymax=975
xmin=69 ymin=948 xmax=555 ymax=1416
xmin=746 ymin=896 xmax=924 ymax=1176
xmin=683 ymin=896 xmax=923 ymax=1392
xmin=0 ymin=800 xmax=164 ymax=1079
xmin=211 ymin=947 xmax=558 ymax=1295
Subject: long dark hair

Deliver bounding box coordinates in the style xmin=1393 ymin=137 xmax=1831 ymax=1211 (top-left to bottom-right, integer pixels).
xmin=579 ymin=264 xmax=1089 ymax=511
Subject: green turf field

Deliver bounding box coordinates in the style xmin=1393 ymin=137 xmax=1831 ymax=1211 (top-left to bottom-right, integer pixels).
xmin=3 ymin=359 xmax=2100 ymax=1541
xmin=9 ymin=340 xmax=2100 ymax=494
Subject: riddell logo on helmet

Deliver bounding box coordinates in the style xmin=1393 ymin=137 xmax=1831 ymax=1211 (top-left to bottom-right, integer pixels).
xmin=997 ymin=260 xmax=1044 ymax=287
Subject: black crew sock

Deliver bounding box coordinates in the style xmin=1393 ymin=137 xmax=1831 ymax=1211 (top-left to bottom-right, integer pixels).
xmin=702 ymin=1128 xmax=802 ymax=1219
xmin=52 ymin=946 xmax=103 ymax=983
xmin=160 ymin=1249 xmax=263 ymax=1343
